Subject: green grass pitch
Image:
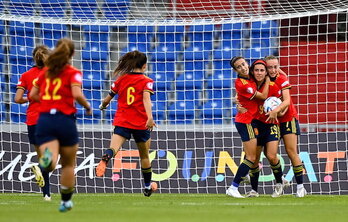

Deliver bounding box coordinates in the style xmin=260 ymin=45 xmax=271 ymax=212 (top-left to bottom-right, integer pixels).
xmin=0 ymin=193 xmax=347 ymax=222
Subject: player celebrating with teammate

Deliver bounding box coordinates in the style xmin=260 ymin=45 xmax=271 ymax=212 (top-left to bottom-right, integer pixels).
xmin=15 ymin=45 xmax=52 ymax=201
xmin=264 ymin=55 xmax=306 ymax=197
xmin=245 ymin=59 xmax=289 ymax=198
xmin=225 ymin=57 xmax=270 ymax=198
xmin=30 ymin=38 xmax=92 ymax=212
xmin=96 ymin=50 xmax=157 ymax=197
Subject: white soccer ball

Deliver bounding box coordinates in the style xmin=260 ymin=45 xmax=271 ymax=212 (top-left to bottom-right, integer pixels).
xmin=263 ymin=96 xmax=282 ymax=113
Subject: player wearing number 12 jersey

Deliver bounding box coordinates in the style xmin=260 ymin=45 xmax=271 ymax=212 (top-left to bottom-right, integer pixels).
xmin=30 ymin=38 xmax=91 ymax=212
xmin=96 ymin=50 xmax=158 ymax=197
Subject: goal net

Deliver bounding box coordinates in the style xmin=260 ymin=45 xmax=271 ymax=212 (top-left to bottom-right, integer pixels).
xmin=0 ymin=0 xmax=347 ymax=195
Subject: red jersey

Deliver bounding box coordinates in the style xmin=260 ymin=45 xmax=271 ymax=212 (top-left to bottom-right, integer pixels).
xmin=17 ymin=66 xmax=43 ymax=125
xmin=235 ymin=75 xmax=258 ymax=124
xmin=111 ymin=72 xmax=154 ymax=130
xmin=33 ymin=65 xmax=82 ymax=115
xmin=273 ymin=73 xmax=298 ymax=122
xmin=255 ymin=81 xmax=281 ymax=123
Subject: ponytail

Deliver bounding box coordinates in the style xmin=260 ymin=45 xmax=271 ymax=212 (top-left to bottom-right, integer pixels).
xmin=32 ymin=45 xmax=50 ymax=69
xmin=45 ymin=38 xmax=74 ymax=79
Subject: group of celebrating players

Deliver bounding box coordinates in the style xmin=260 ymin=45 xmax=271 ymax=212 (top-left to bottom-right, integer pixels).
xmin=14 ymin=37 xmax=305 ymax=212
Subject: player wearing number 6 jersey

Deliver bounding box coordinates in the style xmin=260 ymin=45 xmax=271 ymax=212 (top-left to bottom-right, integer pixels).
xmin=96 ymin=50 xmax=158 ymax=197
xmin=30 ymin=38 xmax=92 ymax=212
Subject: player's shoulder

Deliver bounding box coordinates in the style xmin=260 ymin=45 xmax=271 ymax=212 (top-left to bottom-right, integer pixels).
xmin=143 ymin=75 xmax=154 ymax=82
xmin=277 ymin=73 xmax=289 ymax=82
xmin=65 ymin=65 xmax=82 ymax=75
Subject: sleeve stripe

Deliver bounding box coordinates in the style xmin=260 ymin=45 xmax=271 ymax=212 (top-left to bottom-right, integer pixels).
xmin=249 ymin=91 xmax=257 ymax=100
xmin=281 ymin=86 xmax=291 ymax=90
xmin=144 ymin=89 xmax=154 ymax=94
xmin=16 ymin=86 xmax=25 ymax=90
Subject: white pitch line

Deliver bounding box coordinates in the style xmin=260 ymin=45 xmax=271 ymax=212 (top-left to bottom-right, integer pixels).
xmin=181 ymin=202 xmax=315 ymax=206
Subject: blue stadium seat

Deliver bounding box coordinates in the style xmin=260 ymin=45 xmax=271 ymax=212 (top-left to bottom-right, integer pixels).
xmin=82 ymin=71 xmax=105 ymax=90
xmin=250 ymin=20 xmax=279 ymax=49
xmin=41 ymin=23 xmax=67 ymax=48
xmin=176 ymin=71 xmax=204 ymax=90
xmin=176 ymin=91 xmax=201 ymax=103
xmin=76 ymin=101 xmax=101 ymax=124
xmin=201 ymin=100 xmax=224 ymax=124
xmin=207 ymin=71 xmax=233 ymax=89
xmin=168 ymin=101 xmax=195 ymax=124
xmin=8 ymin=0 xmax=35 ymax=16
xmin=0 ymin=20 xmax=4 ymax=90
xmin=157 ymin=25 xmax=185 ymax=51
xmin=103 ymin=0 xmax=130 ymax=20
xmin=124 ymin=26 xmax=154 ymax=53
xmin=104 ymin=99 xmax=118 ymax=123
xmin=151 ymin=61 xmax=175 ymax=79
xmin=10 ymin=103 xmax=28 ymax=123
xmin=9 ymin=21 xmax=35 ymax=71
xmin=82 ymin=25 xmax=110 ymax=61
xmin=152 ymin=101 xmax=166 ymax=121
xmin=0 ymin=93 xmax=6 ymax=122
xmin=151 ymin=91 xmax=167 ymax=102
xmin=39 ymin=0 xmax=66 ymax=18
xmin=82 ymin=61 xmax=107 ymax=87
xmin=148 ymin=72 xmax=174 ymax=91
xmin=207 ymin=89 xmax=232 ymax=107
xmin=187 ymin=24 xmax=214 ymax=50
xmin=243 ymin=48 xmax=271 ymax=61
xmin=70 ymin=0 xmax=98 ymax=20
xmin=213 ymin=47 xmax=241 ymax=75
xmin=221 ymin=23 xmax=245 ymax=49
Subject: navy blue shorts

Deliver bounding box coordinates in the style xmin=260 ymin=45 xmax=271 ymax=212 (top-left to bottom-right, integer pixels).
xmin=280 ymin=118 xmax=301 ymax=137
xmin=235 ymin=122 xmax=257 ymax=142
xmin=252 ymin=119 xmax=280 ymax=147
xmin=114 ymin=126 xmax=151 ymax=143
xmin=36 ymin=112 xmax=79 ymax=146
xmin=27 ymin=125 xmax=37 ymax=145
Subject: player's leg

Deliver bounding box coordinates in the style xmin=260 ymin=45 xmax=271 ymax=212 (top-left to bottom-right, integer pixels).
xmin=280 ymin=119 xmax=306 ymax=197
xmin=34 ymin=144 xmax=51 ymax=200
xmin=58 ymin=144 xmax=78 ymax=212
xmin=226 ymin=123 xmax=257 ymax=198
xmin=28 ymin=124 xmax=50 ymax=199
xmin=96 ymin=134 xmax=126 ymax=177
xmin=134 ymin=130 xmax=157 ymax=197
xmin=38 ymin=140 xmax=60 ymax=172
xmin=246 ymin=145 xmax=262 ymax=197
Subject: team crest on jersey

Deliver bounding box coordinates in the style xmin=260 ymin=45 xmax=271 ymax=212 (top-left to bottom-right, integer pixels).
xmin=247 ymin=87 xmax=254 ymax=94
xmin=147 ymin=82 xmax=153 ymax=90
xmin=74 ymin=73 xmax=82 ymax=83
xmin=281 ymin=81 xmax=289 ymax=87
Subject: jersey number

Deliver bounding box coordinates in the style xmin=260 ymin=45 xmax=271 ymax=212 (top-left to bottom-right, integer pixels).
xmin=127 ymin=87 xmax=135 ymax=105
xmin=42 ymin=78 xmax=62 ymax=100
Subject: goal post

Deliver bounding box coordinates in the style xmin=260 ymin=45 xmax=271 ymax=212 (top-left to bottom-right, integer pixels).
xmin=0 ymin=0 xmax=347 ymax=195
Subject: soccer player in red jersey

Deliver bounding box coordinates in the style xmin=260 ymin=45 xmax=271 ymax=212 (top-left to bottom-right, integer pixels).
xmin=264 ymin=55 xmax=307 ymax=197
xmin=30 ymin=38 xmax=92 ymax=212
xmin=225 ymin=57 xmax=270 ymax=198
xmin=96 ymin=50 xmax=157 ymax=197
xmin=245 ymin=60 xmax=289 ymax=198
xmin=15 ymin=45 xmax=52 ymax=201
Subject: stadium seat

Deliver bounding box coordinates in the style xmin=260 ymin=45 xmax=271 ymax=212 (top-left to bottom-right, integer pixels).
xmin=39 ymin=0 xmax=66 ymax=18
xmin=157 ymin=25 xmax=185 ymax=51
xmin=206 ymin=89 xmax=232 ymax=107
xmin=213 ymin=47 xmax=241 ymax=76
xmin=148 ymin=72 xmax=174 ymax=91
xmin=82 ymin=25 xmax=110 ymax=61
xmin=82 ymin=61 xmax=107 ymax=88
xmin=207 ymin=71 xmax=233 ymax=89
xmin=70 ymin=0 xmax=98 ymax=20
xmin=103 ymin=0 xmax=130 ymax=20
xmin=168 ymin=101 xmax=195 ymax=124
xmin=10 ymin=103 xmax=28 ymax=123
xmin=104 ymin=99 xmax=118 ymax=123
xmin=176 ymin=71 xmax=204 ymax=90
xmin=176 ymin=91 xmax=201 ymax=104
xmin=0 ymin=21 xmax=4 ymax=91
xmin=152 ymin=101 xmax=166 ymax=121
xmin=123 ymin=26 xmax=154 ymax=53
xmin=250 ymin=20 xmax=279 ymax=50
xmin=41 ymin=23 xmax=67 ymax=48
xmin=76 ymin=101 xmax=101 ymax=124
xmin=243 ymin=47 xmax=271 ymax=61
xmin=221 ymin=23 xmax=245 ymax=49
xmin=187 ymin=24 xmax=215 ymax=50
xmin=82 ymin=71 xmax=105 ymax=90
xmin=201 ymin=100 xmax=224 ymax=124
xmin=8 ymin=0 xmax=35 ymax=16
xmin=151 ymin=91 xmax=167 ymax=102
